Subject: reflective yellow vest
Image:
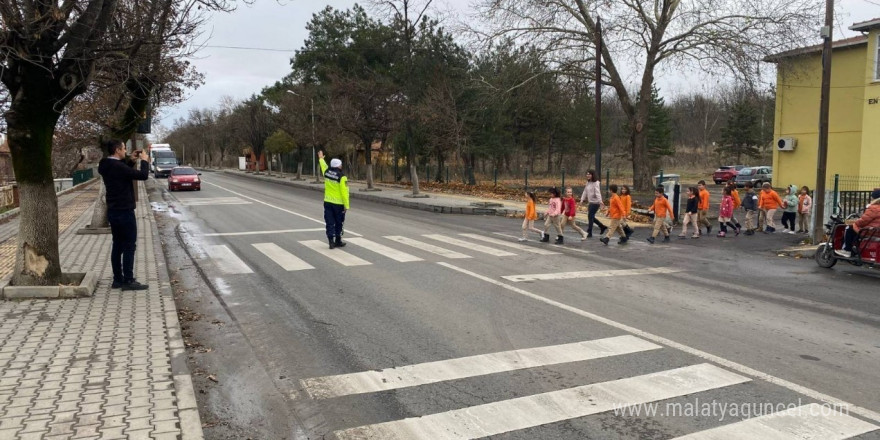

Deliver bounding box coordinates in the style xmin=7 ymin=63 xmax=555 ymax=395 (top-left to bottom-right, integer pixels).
xmin=319 ymin=158 xmax=350 ymax=209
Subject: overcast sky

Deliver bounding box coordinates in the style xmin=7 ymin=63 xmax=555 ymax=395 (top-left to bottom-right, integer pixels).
xmin=159 ymin=0 xmax=880 ymax=130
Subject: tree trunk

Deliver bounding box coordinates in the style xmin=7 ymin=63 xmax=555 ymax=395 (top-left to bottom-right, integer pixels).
xmin=363 ymin=138 xmax=374 ymax=189
xmin=6 ymin=101 xmax=63 ymax=286
xmin=406 ymin=123 xmax=420 ymax=195
xmin=90 ymin=182 xmax=109 ymax=228
xmin=631 ymin=125 xmax=653 ymax=191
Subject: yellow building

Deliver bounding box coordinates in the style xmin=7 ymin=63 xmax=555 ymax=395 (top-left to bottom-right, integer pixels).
xmin=765 ymin=18 xmax=880 ymax=191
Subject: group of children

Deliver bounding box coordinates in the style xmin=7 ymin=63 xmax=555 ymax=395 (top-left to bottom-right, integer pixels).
xmin=521 ymin=178 xmax=814 ymax=245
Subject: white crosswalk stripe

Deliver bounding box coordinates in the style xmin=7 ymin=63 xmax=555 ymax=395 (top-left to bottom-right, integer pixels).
xmin=459 ymin=233 xmax=561 ymax=255
xmin=423 ymin=234 xmax=517 ymax=256
xmin=673 ymin=403 xmax=878 ymax=440
xmin=333 ymin=363 xmax=751 ymax=440
xmin=502 ymin=267 xmax=684 ymax=282
xmin=301 ymin=335 xmax=661 ymax=399
xmin=252 ymin=243 xmax=314 ymax=271
xmin=299 ymin=240 xmax=371 ymax=266
xmin=345 ymin=237 xmax=423 ymax=262
xmin=384 ymin=236 xmax=472 ymax=259
xmin=204 ymin=245 xmax=253 ymax=274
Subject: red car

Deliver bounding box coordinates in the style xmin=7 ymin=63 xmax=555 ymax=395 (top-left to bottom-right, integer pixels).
xmin=713 ymin=165 xmax=745 ymax=184
xmin=168 ymin=167 xmax=201 ymax=191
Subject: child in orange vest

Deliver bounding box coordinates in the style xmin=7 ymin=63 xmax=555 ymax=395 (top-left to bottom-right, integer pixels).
xmin=619 ymin=185 xmax=635 ymax=239
xmin=758 ymin=182 xmax=783 ymax=233
xmin=697 ymin=180 xmax=712 ymax=235
xmin=520 ymin=191 xmax=543 ymax=241
xmin=647 ymin=187 xmax=674 ymax=244
xmin=600 ymin=184 xmax=628 ymax=245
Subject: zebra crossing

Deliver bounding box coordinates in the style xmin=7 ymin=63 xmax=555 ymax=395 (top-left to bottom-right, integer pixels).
xmin=202 ymin=233 xmax=568 ymax=274
xmin=299 ymin=335 xmax=879 ymax=440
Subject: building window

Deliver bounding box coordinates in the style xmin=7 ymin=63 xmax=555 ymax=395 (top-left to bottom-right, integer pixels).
xmin=876 ymin=35 xmax=880 ymax=81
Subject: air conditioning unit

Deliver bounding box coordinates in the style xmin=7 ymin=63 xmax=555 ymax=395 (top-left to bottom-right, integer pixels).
xmin=777 ymin=137 xmax=797 ymax=152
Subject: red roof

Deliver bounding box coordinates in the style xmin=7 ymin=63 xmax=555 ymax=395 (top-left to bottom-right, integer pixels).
xmin=764 ymin=35 xmax=868 ymax=62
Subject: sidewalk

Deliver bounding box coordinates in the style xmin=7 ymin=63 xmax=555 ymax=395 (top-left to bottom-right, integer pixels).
xmin=0 ymin=181 xmax=201 ymax=439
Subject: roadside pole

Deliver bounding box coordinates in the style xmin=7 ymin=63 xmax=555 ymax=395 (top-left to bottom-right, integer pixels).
xmin=813 ymin=0 xmax=834 ymax=245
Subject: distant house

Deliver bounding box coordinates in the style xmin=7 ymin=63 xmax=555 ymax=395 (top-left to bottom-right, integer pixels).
xmin=764 ymin=18 xmax=880 ymax=190
xmin=0 ymin=134 xmax=14 ymax=184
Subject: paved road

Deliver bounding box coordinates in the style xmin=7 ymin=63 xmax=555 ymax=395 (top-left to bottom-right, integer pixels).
xmin=153 ymin=171 xmax=880 ymax=439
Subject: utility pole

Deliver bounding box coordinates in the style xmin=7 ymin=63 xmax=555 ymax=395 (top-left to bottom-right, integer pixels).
xmin=595 ymin=18 xmax=603 ymax=190
xmin=813 ymin=0 xmax=833 ymax=245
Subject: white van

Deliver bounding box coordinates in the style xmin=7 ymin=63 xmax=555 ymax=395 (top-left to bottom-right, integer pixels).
xmin=149 ymin=144 xmax=178 ymax=178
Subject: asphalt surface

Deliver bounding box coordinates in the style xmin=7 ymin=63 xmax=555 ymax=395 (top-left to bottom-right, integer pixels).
xmin=150 ymin=172 xmax=880 ymax=440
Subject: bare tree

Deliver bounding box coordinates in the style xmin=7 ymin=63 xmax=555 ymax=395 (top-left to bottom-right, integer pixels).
xmin=474 ymin=0 xmax=821 ymax=189
xmin=0 ymin=0 xmax=241 ymax=286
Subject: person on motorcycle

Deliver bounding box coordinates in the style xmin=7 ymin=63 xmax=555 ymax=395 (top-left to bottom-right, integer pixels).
xmin=837 ymin=188 xmax=880 ymax=257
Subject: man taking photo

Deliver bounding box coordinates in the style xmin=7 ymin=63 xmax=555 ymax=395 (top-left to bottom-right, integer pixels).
xmin=98 ymin=140 xmax=150 ymax=290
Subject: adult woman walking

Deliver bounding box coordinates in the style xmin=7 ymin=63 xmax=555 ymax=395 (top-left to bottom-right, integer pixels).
xmin=579 ymin=170 xmax=608 ymax=238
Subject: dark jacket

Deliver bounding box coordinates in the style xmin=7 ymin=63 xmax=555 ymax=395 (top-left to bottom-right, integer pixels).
xmin=685 ymin=196 xmax=698 ymax=214
xmin=741 ymin=190 xmax=758 ymax=211
xmin=98 ymin=157 xmax=149 ymax=210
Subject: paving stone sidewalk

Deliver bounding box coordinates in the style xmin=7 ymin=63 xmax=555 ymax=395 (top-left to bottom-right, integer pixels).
xmin=0 ymin=182 xmax=202 ymax=439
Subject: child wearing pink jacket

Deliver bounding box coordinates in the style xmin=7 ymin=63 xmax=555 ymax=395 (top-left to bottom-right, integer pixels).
xmin=541 ymin=187 xmax=564 ymax=244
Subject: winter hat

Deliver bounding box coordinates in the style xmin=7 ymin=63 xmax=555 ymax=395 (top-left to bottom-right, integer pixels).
xmin=330 ymin=158 xmax=342 ymax=168
xmin=871 ymin=188 xmax=880 ymax=201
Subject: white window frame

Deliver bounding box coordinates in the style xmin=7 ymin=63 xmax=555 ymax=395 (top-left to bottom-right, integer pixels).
xmin=875 ymin=34 xmax=880 ymax=82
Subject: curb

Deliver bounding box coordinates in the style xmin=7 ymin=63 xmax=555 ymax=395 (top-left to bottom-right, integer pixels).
xmin=0 ymin=177 xmax=99 ymax=223
xmin=0 ymin=271 xmax=97 ymax=300
xmin=147 ymin=181 xmax=204 ymax=440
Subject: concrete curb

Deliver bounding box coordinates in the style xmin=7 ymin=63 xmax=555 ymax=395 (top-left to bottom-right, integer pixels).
xmin=0 ymin=177 xmax=99 ymax=223
xmin=0 ymin=271 xmax=97 ymax=300
xmin=147 ymin=181 xmax=205 ymax=440
xmin=776 ymin=245 xmax=818 ymax=258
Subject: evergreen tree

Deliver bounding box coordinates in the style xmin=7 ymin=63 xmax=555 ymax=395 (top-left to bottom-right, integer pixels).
xmin=646 ymin=85 xmax=674 ymax=159
xmin=719 ymin=98 xmax=762 ymax=163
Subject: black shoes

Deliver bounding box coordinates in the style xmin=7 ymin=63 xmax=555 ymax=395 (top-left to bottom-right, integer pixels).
xmin=112 ymin=280 xmax=148 ymax=291
xmin=329 ymin=237 xmax=347 ymax=249
xmin=554 ymin=236 xmax=564 ymax=245
xmin=600 ymin=237 xmax=610 ymax=245
xmin=646 ymin=237 xmax=655 ymax=244
xmin=663 ymin=236 xmax=670 ymax=243
xmin=540 ymin=234 xmax=550 ymax=243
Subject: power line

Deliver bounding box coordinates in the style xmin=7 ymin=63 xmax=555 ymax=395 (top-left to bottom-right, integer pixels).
xmin=203 ymin=45 xmax=295 ymax=52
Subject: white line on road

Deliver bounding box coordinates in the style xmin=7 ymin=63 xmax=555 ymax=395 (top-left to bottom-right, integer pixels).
xmin=384 ymin=236 xmax=471 ymax=259
xmin=502 ymin=267 xmax=684 ymax=282
xmin=458 ymin=233 xmax=560 ymax=255
xmin=176 ymin=197 xmax=251 ymax=206
xmin=252 ymin=243 xmax=314 ymax=271
xmin=201 ymin=181 xmax=362 ymax=236
xmin=437 ymin=262 xmax=880 ymax=424
xmin=301 ymin=335 xmax=661 ymax=399
xmin=204 ymin=245 xmax=253 ymax=274
xmin=423 ymin=234 xmax=516 ymax=257
xmin=204 ymin=228 xmax=326 ymax=237
xmin=492 ymin=233 xmax=593 ymax=254
xmin=673 ymin=403 xmax=877 ymax=439
xmin=345 ymin=237 xmax=423 ymax=262
xmin=333 ymin=364 xmax=750 ymax=440
xmin=300 ymin=240 xmax=371 ymax=266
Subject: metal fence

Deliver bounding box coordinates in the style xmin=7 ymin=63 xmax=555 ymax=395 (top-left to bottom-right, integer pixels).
xmin=830 ymin=174 xmax=880 ymax=217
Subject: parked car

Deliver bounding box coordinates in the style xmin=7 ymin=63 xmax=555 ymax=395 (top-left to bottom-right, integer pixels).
xmin=713 ymin=165 xmax=745 ymax=184
xmin=734 ymin=166 xmax=773 ymax=187
xmin=168 ymin=167 xmax=201 ymax=191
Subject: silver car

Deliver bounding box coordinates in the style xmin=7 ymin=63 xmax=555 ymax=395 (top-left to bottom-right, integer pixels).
xmin=734 ymin=166 xmax=773 ymax=187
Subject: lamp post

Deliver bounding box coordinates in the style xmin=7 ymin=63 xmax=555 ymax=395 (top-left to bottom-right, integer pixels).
xmin=286 ymin=90 xmax=318 ymax=182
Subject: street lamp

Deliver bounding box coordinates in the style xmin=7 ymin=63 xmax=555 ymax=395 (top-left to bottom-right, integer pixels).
xmin=286 ymin=90 xmax=318 ymax=183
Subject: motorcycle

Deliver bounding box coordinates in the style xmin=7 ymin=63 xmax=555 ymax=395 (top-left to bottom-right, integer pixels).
xmin=815 ymin=206 xmax=879 ymax=269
